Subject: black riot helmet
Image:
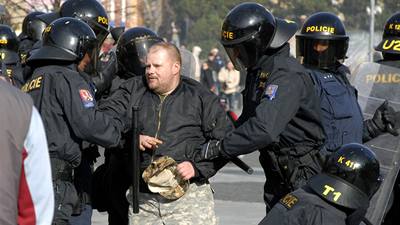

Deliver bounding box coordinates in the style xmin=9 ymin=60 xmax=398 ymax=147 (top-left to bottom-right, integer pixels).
xmin=220 ymin=2 xmax=298 ymax=71
xmin=308 ymin=143 xmax=381 ymax=210
xmin=37 ymin=0 xmax=109 ymax=45
xmin=296 ymin=12 xmax=349 ymax=69
xmin=27 ymin=17 xmax=98 ymax=67
xmin=116 ymin=27 xmax=163 ymax=77
xmin=0 ymin=25 xmax=19 ymax=64
xmin=376 ymin=12 xmax=400 ymax=59
xmin=21 ymin=12 xmax=46 ymax=41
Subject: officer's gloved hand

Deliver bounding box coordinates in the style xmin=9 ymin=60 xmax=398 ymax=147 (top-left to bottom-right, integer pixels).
xmin=367 ymin=100 xmax=399 ymax=137
xmin=92 ymin=51 xmax=118 ymax=97
xmin=198 ymin=140 xmax=223 ymax=161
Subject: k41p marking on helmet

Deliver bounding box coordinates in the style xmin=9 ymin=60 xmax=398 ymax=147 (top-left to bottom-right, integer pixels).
xmin=322 ymin=184 xmax=342 ymax=202
xmin=337 ymin=155 xmax=360 ymax=170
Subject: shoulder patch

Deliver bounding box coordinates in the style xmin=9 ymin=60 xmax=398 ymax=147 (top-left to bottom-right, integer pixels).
xmin=79 ymin=89 xmax=95 ymax=108
xmin=279 ymin=193 xmax=299 ymax=209
xmin=264 ymin=84 xmax=278 ymax=100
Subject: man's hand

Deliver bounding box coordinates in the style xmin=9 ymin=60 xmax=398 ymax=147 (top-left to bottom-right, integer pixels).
xmin=139 ymin=135 xmax=163 ymax=151
xmin=177 ymin=161 xmax=195 ymax=180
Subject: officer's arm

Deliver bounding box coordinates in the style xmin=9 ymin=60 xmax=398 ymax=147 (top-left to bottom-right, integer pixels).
xmin=97 ymin=78 xmax=134 ymax=120
xmin=222 ymin=71 xmax=303 ymax=157
xmin=190 ymin=94 xmax=231 ymax=179
xmin=56 ymin=75 xmax=125 ymax=148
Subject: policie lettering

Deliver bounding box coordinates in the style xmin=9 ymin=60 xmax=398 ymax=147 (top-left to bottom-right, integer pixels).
xmin=322 ymin=185 xmax=342 ymax=202
xmin=365 ymin=73 xmax=400 ymax=83
xmin=305 ymin=26 xmax=335 ymax=34
xmin=222 ymin=31 xmax=234 ymax=40
xmin=280 ymin=194 xmax=298 ymax=209
xmin=98 ymin=16 xmax=108 ymax=25
xmin=21 ymin=76 xmax=43 ymax=93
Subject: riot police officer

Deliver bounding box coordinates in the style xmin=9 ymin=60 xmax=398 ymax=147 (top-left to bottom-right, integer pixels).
xmin=0 ymin=24 xmax=24 ymax=87
xmin=296 ymin=12 xmax=399 ymax=152
xmin=23 ymin=18 xmax=124 ymax=225
xmin=37 ymin=0 xmax=116 ymax=96
xmin=198 ymin=2 xmax=326 ymax=212
xmin=259 ymin=143 xmax=381 ymax=225
xmin=97 ymin=27 xmax=163 ymax=225
xmin=374 ymin=12 xmax=400 ymax=225
xmin=18 ymin=11 xmax=46 ymax=64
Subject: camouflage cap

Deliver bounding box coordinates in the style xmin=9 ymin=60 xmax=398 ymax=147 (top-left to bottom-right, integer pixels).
xmin=142 ymin=156 xmax=189 ymax=200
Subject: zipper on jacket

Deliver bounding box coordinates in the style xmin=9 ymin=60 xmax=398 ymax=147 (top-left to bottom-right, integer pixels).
xmin=152 ymin=94 xmax=167 ymax=161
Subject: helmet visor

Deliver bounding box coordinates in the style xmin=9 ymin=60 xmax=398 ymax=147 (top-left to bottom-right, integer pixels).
xmin=86 ymin=19 xmax=109 ymax=48
xmin=82 ymin=37 xmax=100 ymax=75
xmin=297 ymin=38 xmax=348 ymax=69
xmin=118 ymin=36 xmax=162 ymax=75
xmin=223 ymin=40 xmax=258 ymax=71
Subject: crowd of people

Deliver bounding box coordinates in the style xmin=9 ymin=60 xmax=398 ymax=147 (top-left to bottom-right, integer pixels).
xmin=1 ymin=1 xmax=400 ymax=225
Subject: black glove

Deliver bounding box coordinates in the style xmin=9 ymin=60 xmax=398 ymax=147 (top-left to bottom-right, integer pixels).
xmin=366 ymin=100 xmax=399 ymax=137
xmin=92 ymin=51 xmax=118 ymax=97
xmin=198 ymin=140 xmax=223 ymax=161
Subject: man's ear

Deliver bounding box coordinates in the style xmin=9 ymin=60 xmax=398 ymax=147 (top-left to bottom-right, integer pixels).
xmin=172 ymin=62 xmax=181 ymax=76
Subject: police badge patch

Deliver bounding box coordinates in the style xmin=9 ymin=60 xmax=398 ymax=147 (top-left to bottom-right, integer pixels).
xmin=265 ymin=84 xmax=278 ymax=100
xmin=79 ymin=89 xmax=95 ymax=108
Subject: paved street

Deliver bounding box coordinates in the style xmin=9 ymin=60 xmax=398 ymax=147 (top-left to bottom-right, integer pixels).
xmin=92 ymin=152 xmax=266 ymax=225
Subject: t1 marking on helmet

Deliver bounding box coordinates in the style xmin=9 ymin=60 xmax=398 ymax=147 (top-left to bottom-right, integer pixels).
xmin=98 ymin=16 xmax=108 ymax=25
xmin=0 ymin=39 xmax=8 ymax=44
xmin=322 ymin=185 xmax=342 ymax=202
xmin=44 ymin=26 xmax=51 ymax=33
xmin=388 ymin=23 xmax=400 ymax=31
xmin=279 ymin=193 xmax=298 ymax=209
xmin=222 ymin=30 xmax=234 ymax=40
xmin=305 ymin=26 xmax=335 ymax=34
xmin=382 ymin=40 xmax=400 ymax=52
xmin=366 ymin=73 xmax=400 ymax=83
xmin=337 ymin=156 xmax=360 ymax=170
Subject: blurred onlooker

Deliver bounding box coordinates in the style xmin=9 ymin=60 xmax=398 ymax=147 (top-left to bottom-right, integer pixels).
xmin=218 ymin=61 xmax=240 ymax=110
xmin=207 ymin=48 xmax=225 ymax=72
xmin=200 ymin=62 xmax=219 ymax=95
xmin=0 ymin=80 xmax=54 ymax=225
xmin=192 ymin=46 xmax=202 ymax=81
xmin=171 ymin=22 xmax=180 ymax=47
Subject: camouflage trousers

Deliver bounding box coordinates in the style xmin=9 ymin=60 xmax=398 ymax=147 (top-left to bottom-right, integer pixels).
xmin=128 ymin=182 xmax=217 ymax=225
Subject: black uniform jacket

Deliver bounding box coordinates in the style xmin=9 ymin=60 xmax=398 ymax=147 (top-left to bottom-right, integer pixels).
xmin=22 ymin=64 xmax=124 ymax=166
xmin=99 ymin=75 xmax=231 ymax=182
xmin=259 ymin=187 xmax=347 ymax=225
xmin=223 ymin=44 xmax=325 ymax=156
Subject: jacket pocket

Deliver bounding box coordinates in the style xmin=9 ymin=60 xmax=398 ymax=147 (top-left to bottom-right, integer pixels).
xmin=323 ymin=81 xmax=353 ymax=119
